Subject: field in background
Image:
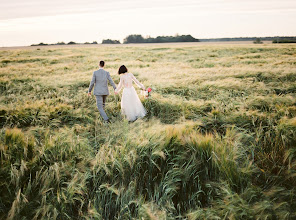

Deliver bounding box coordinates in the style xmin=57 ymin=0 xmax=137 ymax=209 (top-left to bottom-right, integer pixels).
xmin=0 ymin=43 xmax=296 ymax=219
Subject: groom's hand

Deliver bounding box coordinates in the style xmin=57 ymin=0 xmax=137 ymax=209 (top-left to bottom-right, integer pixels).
xmin=88 ymin=92 xmax=91 ymax=96
xmin=115 ymin=91 xmax=118 ymax=95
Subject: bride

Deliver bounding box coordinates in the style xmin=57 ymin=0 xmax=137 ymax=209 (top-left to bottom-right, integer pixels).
xmin=114 ymin=65 xmax=147 ymax=122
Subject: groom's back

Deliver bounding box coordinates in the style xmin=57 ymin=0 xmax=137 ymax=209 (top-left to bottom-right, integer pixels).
xmin=93 ymin=69 xmax=109 ymax=95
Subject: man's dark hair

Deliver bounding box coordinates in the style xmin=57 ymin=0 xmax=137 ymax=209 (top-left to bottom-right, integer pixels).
xmin=99 ymin=60 xmax=105 ymax=67
xmin=118 ymin=65 xmax=128 ymax=75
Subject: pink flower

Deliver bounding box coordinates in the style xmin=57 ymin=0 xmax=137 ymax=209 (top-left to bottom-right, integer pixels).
xmin=147 ymin=87 xmax=152 ymax=93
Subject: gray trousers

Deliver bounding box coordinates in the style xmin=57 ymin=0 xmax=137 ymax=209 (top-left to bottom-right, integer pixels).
xmin=95 ymin=95 xmax=109 ymax=121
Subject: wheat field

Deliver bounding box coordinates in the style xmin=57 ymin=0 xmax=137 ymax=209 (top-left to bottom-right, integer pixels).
xmin=0 ymin=43 xmax=296 ymax=219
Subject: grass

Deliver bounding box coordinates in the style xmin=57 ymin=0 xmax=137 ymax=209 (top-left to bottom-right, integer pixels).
xmin=0 ymin=43 xmax=296 ymax=219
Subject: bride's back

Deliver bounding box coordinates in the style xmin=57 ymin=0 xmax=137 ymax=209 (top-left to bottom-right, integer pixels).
xmin=115 ymin=69 xmax=145 ymax=93
xmin=120 ymin=73 xmax=133 ymax=88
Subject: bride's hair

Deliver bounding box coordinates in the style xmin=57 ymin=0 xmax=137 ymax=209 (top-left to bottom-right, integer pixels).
xmin=118 ymin=65 xmax=128 ymax=75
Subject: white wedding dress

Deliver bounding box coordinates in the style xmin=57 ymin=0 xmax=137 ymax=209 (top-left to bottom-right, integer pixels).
xmin=115 ymin=73 xmax=147 ymax=121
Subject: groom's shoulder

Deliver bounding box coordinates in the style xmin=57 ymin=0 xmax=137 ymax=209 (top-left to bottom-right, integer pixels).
xmin=94 ymin=69 xmax=105 ymax=73
xmin=94 ymin=69 xmax=110 ymax=76
xmin=98 ymin=69 xmax=109 ymax=73
xmin=103 ymin=69 xmax=110 ymax=75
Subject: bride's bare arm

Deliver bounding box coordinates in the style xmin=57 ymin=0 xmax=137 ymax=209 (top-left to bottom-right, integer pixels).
xmin=131 ymin=73 xmax=145 ymax=90
xmin=115 ymin=77 xmax=123 ymax=93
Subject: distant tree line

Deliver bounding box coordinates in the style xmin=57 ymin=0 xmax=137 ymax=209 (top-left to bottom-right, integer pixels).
xmin=123 ymin=34 xmax=199 ymax=44
xmin=199 ymin=36 xmax=296 ymax=43
xmin=272 ymin=38 xmax=296 ymax=43
xmin=84 ymin=41 xmax=98 ymax=44
xmin=102 ymin=39 xmax=120 ymax=44
xmin=30 ymin=36 xmax=296 ymax=46
xmin=31 ymin=43 xmax=49 ymax=46
xmin=253 ymin=38 xmax=263 ymax=44
xmin=31 ymin=41 xmax=98 ymax=46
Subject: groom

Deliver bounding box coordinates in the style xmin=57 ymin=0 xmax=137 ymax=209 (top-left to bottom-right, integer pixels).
xmin=88 ymin=60 xmax=116 ymax=122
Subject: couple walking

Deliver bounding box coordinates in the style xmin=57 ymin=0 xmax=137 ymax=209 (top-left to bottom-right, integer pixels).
xmin=88 ymin=60 xmax=147 ymax=122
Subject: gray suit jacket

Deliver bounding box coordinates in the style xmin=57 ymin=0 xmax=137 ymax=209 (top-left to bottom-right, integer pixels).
xmin=88 ymin=69 xmax=116 ymax=95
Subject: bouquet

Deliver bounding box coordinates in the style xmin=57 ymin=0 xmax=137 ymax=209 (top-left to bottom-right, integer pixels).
xmin=143 ymin=87 xmax=152 ymax=98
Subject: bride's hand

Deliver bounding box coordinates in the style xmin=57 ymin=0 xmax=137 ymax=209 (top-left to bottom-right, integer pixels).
xmin=115 ymin=91 xmax=118 ymax=95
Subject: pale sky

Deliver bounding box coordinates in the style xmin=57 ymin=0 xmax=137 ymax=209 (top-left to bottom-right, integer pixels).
xmin=0 ymin=0 xmax=296 ymax=46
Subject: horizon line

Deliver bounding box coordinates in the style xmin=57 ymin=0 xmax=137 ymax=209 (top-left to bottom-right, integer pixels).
xmin=2 ymin=35 xmax=296 ymax=48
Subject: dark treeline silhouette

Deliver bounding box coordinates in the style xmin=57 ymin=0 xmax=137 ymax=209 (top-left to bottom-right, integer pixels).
xmin=123 ymin=34 xmax=199 ymax=44
xmin=31 ymin=42 xmax=49 ymax=46
xmin=199 ymin=36 xmax=296 ymax=43
xmin=31 ymin=41 xmax=98 ymax=46
xmin=253 ymin=38 xmax=263 ymax=44
xmin=102 ymin=39 xmax=120 ymax=44
xmin=30 ymin=36 xmax=296 ymax=46
xmin=84 ymin=41 xmax=98 ymax=44
xmin=272 ymin=38 xmax=296 ymax=43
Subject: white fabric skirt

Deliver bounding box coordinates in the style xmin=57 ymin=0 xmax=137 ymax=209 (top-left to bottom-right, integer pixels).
xmin=121 ymin=87 xmax=146 ymax=121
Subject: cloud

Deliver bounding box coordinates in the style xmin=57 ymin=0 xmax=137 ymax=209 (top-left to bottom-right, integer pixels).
xmin=1 ymin=0 xmax=295 ymax=46
xmin=1 ymin=0 xmax=295 ymax=21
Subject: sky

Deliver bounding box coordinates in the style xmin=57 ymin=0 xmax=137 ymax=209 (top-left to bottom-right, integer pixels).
xmin=0 ymin=0 xmax=296 ymax=46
